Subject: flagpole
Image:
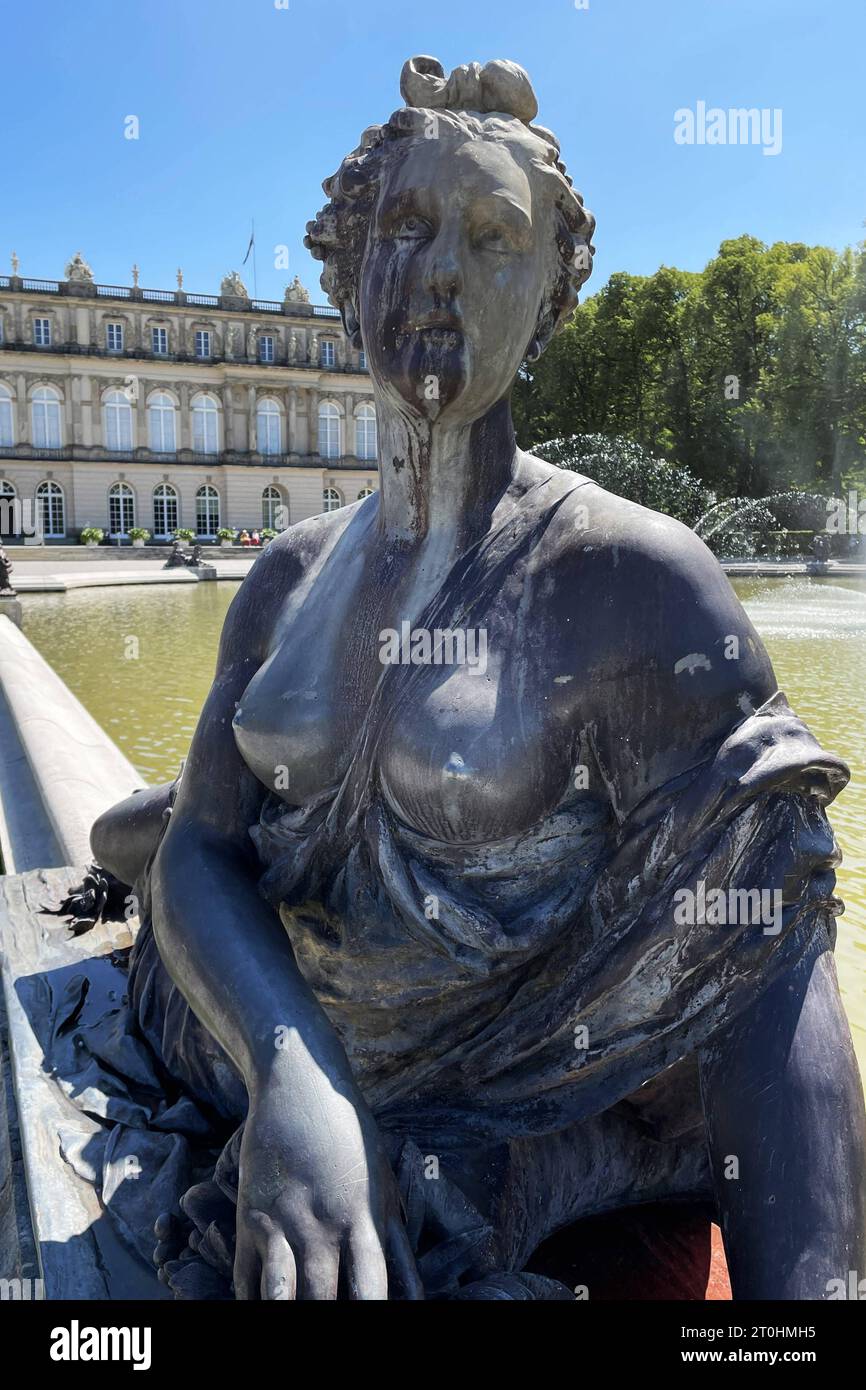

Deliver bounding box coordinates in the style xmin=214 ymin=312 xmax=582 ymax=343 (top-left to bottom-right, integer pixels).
xmin=252 ymin=219 xmax=257 ymax=300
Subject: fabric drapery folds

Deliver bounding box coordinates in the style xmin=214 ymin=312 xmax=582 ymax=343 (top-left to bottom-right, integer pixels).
xmin=250 ymin=689 xmax=847 ymax=1143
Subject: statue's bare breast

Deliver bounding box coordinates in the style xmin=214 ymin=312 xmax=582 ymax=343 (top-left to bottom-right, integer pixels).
xmin=232 ymin=500 xmax=587 ymax=844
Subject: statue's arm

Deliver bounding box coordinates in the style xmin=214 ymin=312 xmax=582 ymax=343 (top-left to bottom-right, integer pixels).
xmin=149 ymin=540 xmax=421 ymax=1300
xmin=571 ymin=512 xmax=865 ymax=1295
xmin=149 ymin=542 xmax=321 ymax=1093
xmin=700 ymin=931 xmax=866 ymax=1298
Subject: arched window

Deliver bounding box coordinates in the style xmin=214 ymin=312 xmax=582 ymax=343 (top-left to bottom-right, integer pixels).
xmin=256 ymin=399 xmax=281 ymax=456
xmin=322 ymin=487 xmax=342 ymax=513
xmin=103 ymin=389 xmax=134 ymax=452
xmin=108 ymin=481 xmax=135 ymax=536
xmin=31 ymin=387 xmax=62 ymax=449
xmin=0 ymin=480 xmax=17 ymax=539
xmin=191 ymin=394 xmax=220 ymax=454
xmin=36 ymin=480 xmax=65 ymax=537
xmin=357 ymin=487 xmax=375 ymax=500
xmin=355 ymin=404 xmax=377 ymax=461
xmin=147 ymin=392 xmax=177 ymax=453
xmin=262 ymin=485 xmax=285 ymax=530
xmin=0 ymin=385 xmax=14 ymax=447
xmin=317 ymin=403 xmax=340 ymax=460
xmin=153 ymin=483 xmax=178 ymax=537
xmin=196 ymin=484 xmax=220 ymax=536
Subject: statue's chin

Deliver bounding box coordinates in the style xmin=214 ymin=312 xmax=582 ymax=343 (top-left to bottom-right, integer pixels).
xmin=373 ymin=336 xmax=469 ymax=415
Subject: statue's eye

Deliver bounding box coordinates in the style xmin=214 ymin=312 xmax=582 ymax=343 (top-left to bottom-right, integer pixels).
xmin=476 ymin=227 xmax=511 ymax=253
xmin=394 ymin=216 xmax=431 ymax=240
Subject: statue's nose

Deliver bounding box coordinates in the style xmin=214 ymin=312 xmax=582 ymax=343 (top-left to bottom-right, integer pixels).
xmin=423 ymin=232 xmax=464 ymax=301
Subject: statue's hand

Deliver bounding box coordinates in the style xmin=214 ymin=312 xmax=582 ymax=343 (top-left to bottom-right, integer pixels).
xmin=233 ymin=1078 xmax=423 ymax=1300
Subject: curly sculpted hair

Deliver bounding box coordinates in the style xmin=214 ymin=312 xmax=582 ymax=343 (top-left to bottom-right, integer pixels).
xmin=304 ymin=57 xmax=596 ymax=361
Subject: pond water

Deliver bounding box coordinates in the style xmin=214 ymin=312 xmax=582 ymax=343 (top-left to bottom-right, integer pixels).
xmin=21 ymin=574 xmax=866 ymax=1073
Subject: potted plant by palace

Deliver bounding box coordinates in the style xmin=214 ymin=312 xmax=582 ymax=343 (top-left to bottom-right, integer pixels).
xmin=261 ymin=528 xmax=277 ymax=546
xmin=173 ymin=528 xmax=195 ymax=544
xmin=129 ymin=527 xmax=151 ymax=549
xmin=217 ymin=527 xmax=236 ymax=549
xmin=80 ymin=527 xmax=104 ymax=548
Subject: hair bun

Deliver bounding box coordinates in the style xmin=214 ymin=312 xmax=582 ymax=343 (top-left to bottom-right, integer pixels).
xmin=399 ymin=56 xmax=538 ymax=124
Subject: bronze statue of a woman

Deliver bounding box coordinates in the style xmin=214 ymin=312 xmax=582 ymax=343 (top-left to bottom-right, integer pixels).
xmin=91 ymin=56 xmax=865 ymax=1299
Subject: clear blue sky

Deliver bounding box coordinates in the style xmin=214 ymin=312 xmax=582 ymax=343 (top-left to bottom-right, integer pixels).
xmin=3 ymin=0 xmax=863 ymax=302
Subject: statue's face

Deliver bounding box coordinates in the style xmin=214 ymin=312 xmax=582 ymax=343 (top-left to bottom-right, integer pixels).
xmin=359 ymin=130 xmax=554 ymax=421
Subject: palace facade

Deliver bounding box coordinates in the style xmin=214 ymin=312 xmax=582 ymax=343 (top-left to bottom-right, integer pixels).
xmin=0 ymin=255 xmax=378 ymax=542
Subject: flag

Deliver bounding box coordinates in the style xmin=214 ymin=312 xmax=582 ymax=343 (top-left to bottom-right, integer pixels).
xmin=242 ymin=229 xmax=254 ymax=265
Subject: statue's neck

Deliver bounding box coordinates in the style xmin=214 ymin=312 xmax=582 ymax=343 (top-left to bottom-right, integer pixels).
xmin=374 ymin=393 xmax=518 ymax=552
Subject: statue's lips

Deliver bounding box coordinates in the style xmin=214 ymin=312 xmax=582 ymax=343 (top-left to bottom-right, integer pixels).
xmin=413 ymin=315 xmax=463 ymax=332
xmin=393 ymin=321 xmax=464 ymax=353
xmin=398 ymin=308 xmax=464 ymax=332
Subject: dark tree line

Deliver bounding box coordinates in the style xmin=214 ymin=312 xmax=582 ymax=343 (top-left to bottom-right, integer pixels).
xmin=514 ymin=234 xmax=866 ymax=500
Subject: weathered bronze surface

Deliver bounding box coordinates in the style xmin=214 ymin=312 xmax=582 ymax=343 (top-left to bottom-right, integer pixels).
xmin=87 ymin=57 xmax=865 ymax=1300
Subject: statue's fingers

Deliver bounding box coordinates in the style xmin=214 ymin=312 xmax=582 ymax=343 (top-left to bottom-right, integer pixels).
xmin=346 ymin=1226 xmax=389 ymax=1300
xmin=296 ymin=1242 xmax=340 ymax=1300
xmin=233 ymin=1222 xmax=260 ymax=1300
xmin=386 ymin=1219 xmax=425 ymax=1300
xmin=261 ymin=1232 xmax=297 ymax=1301
xmin=234 ymin=1207 xmax=277 ymax=1300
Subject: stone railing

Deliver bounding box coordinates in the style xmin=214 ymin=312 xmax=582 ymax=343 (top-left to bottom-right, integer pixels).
xmin=0 ymin=443 xmax=378 ymax=470
xmin=0 ymin=275 xmax=341 ymax=318
xmin=0 ymin=339 xmax=367 ymax=371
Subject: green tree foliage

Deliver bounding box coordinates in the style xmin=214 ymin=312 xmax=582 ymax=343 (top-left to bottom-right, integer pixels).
xmin=514 ymin=235 xmax=866 ymax=500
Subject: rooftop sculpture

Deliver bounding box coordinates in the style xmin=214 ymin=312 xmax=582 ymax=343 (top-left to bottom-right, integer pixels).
xmin=220 ymin=271 xmax=249 ymax=299
xmin=64 ymin=250 xmax=94 ymax=283
xmin=284 ymin=275 xmax=310 ymax=303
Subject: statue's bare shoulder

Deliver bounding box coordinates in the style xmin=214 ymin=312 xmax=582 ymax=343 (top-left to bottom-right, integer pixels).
xmin=218 ymin=500 xmax=371 ymax=667
xmin=533 ymin=464 xmax=777 ymax=815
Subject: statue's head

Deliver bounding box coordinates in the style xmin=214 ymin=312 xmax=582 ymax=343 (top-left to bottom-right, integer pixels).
xmin=305 ymin=56 xmax=595 ymax=423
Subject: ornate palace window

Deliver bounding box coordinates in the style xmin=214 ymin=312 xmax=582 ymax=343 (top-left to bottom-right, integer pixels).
xmin=317 ymin=402 xmax=340 ymax=459
xmin=0 ymin=385 xmax=14 ymax=447
xmin=256 ymin=398 xmax=281 ymax=455
xmin=147 ymin=392 xmax=177 ymax=453
xmin=355 ymin=403 xmax=377 ymax=461
xmin=262 ymin=485 xmax=284 ymax=530
xmin=196 ymin=484 xmax=220 ymax=536
xmin=0 ymin=479 xmax=15 ymax=538
xmin=36 ymin=479 xmax=65 ymax=536
xmin=153 ymin=483 xmax=178 ymax=537
xmin=108 ymin=481 xmax=135 ymax=536
xmin=31 ymin=386 xmax=62 ymax=448
xmin=103 ymin=390 xmax=134 ymax=452
xmin=191 ymin=394 xmax=220 ymax=454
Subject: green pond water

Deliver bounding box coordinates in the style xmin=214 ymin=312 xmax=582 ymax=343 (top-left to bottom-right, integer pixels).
xmin=20 ymin=574 xmax=866 ymax=1074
